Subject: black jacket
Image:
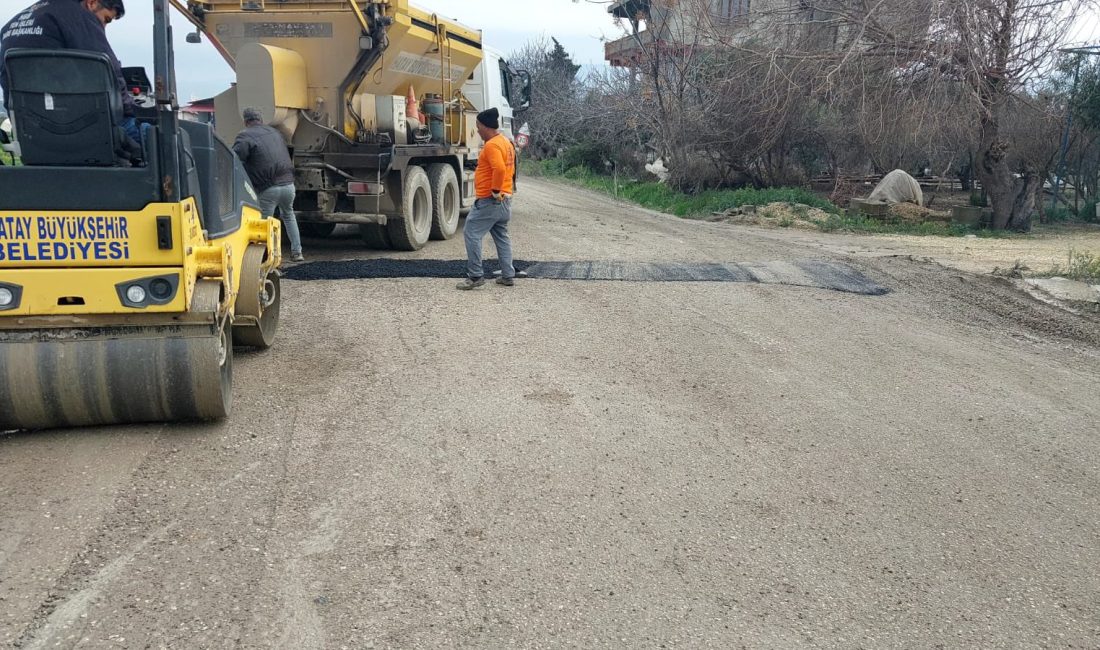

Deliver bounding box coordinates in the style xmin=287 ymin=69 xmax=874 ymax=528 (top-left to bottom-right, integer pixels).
xmin=233 ymin=124 xmax=295 ymax=193
xmin=0 ymin=0 xmax=132 ymax=116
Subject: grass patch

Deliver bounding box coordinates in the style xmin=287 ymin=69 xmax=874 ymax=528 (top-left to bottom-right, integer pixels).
xmin=522 ymin=158 xmax=1006 ymax=238
xmin=1041 ymin=249 xmax=1100 ymax=282
xmin=1082 ymin=199 xmax=1099 ymax=224
xmin=524 ymin=160 xmax=838 ymax=217
xmin=813 ymin=211 xmax=1015 ymax=238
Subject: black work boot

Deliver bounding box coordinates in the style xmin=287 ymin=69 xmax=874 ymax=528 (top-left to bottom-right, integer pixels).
xmin=456 ymin=277 xmax=486 ymax=290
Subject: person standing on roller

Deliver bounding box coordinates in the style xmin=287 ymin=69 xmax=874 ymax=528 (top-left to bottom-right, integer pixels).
xmin=457 ymin=107 xmax=516 ymax=290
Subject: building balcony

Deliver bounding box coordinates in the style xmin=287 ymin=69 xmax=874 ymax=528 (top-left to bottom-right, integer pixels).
xmin=605 ymin=29 xmax=657 ymax=67
xmin=609 ymin=0 xmax=651 ymax=21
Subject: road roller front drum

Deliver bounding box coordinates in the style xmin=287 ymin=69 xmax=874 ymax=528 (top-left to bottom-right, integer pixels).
xmin=0 ymin=280 xmax=233 ymax=430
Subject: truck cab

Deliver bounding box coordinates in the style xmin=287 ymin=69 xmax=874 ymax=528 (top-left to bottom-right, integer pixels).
xmin=461 ymin=45 xmax=531 ymax=140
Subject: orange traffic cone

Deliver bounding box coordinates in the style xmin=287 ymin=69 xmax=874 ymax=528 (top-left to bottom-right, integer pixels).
xmin=405 ymin=85 xmax=420 ymax=121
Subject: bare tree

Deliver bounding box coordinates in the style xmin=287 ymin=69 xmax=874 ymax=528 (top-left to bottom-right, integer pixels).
xmin=601 ymin=0 xmax=821 ymax=188
xmin=508 ymin=37 xmax=584 ymax=159
xmin=728 ymin=0 xmax=1097 ymax=229
xmin=538 ymin=0 xmax=1095 ymax=229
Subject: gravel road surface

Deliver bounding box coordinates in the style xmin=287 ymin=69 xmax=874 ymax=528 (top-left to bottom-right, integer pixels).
xmin=2 ymin=179 xmax=1099 ymax=649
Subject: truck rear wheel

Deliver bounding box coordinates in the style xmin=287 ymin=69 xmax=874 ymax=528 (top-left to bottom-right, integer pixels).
xmin=387 ymin=165 xmax=432 ymax=251
xmin=428 ymin=163 xmax=460 ymax=240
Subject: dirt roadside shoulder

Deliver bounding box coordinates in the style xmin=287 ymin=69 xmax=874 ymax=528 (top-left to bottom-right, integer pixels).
xmin=851 ymin=255 xmax=1100 ymax=350
xmin=532 ymin=178 xmax=1100 ymax=349
xmin=839 ymin=225 xmax=1100 ymax=277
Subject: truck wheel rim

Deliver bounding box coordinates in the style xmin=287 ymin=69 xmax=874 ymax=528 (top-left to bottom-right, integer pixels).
xmin=414 ymin=187 xmax=429 ymax=231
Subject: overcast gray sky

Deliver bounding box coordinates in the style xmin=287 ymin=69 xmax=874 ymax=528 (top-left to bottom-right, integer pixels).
xmin=38 ymin=0 xmax=621 ymax=101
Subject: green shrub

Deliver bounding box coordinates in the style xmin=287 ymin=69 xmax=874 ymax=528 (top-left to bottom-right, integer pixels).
xmin=1055 ymin=249 xmax=1100 ymax=280
xmin=1081 ymin=199 xmax=1099 ymax=223
xmin=806 ymin=211 xmax=1005 ymax=237
xmin=562 ymin=165 xmax=589 ymax=181
xmin=561 ymin=143 xmax=612 ymax=174
xmin=1045 ymin=206 xmax=1075 ymax=223
xmin=699 ymin=187 xmax=839 ymax=214
xmin=532 ymin=155 xmax=841 ymax=217
xmin=817 ymin=213 xmax=845 ymax=232
xmin=529 ymin=155 xmax=1019 ymax=237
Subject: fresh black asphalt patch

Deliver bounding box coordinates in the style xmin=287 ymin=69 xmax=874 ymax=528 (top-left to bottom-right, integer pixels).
xmin=281 ymin=259 xmax=889 ymax=295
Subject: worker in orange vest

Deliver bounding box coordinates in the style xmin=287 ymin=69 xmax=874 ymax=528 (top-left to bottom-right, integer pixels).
xmin=457 ymin=107 xmax=517 ymax=290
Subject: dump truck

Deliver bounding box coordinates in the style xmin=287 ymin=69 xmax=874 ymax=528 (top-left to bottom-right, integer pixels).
xmin=173 ymin=0 xmax=531 ymax=250
xmin=0 ymin=0 xmax=283 ymax=430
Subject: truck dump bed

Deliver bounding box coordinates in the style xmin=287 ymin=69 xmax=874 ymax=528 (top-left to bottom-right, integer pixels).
xmin=178 ymin=0 xmax=484 ymax=142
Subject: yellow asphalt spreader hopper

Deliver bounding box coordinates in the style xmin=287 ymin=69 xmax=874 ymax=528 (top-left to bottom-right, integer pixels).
xmin=0 ymin=0 xmax=282 ymax=429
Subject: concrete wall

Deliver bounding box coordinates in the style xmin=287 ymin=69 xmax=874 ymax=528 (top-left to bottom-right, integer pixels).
xmin=607 ymin=0 xmax=932 ymax=65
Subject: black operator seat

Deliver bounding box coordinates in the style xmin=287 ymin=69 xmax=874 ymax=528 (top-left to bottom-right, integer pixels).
xmin=2 ymin=48 xmax=123 ymax=166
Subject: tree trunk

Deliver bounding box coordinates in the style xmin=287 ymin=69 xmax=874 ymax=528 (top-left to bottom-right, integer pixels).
xmin=959 ymin=150 xmax=974 ymax=192
xmin=1035 ymin=181 xmax=1047 ymax=224
xmin=1008 ymin=174 xmax=1040 ymax=231
xmin=975 ymin=116 xmax=1037 ymax=231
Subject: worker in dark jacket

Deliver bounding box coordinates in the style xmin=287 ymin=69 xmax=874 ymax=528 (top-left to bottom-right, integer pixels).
xmin=82 ymin=0 xmax=124 ymax=27
xmin=233 ymin=107 xmax=304 ymax=262
xmin=0 ymin=0 xmax=133 ymax=118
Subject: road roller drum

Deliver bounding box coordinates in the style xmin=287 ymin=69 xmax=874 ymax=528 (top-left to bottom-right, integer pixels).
xmin=0 ymin=282 xmax=237 ymax=430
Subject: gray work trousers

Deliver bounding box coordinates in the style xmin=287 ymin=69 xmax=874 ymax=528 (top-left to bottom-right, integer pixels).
xmin=464 ymin=196 xmax=514 ymax=279
xmin=258 ymin=183 xmax=302 ymax=256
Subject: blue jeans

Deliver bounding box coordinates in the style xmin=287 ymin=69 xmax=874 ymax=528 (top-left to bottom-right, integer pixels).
xmin=259 ymin=183 xmax=302 ymax=256
xmin=464 ymin=197 xmax=513 ymax=279
xmin=121 ymin=117 xmax=142 ymax=146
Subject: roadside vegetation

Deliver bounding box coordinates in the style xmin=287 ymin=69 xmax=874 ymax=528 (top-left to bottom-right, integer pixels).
xmin=524 ymin=158 xmax=835 ymax=215
xmin=1040 ymin=249 xmax=1100 ymax=282
xmin=511 ymin=0 xmax=1100 ymax=234
xmin=522 ymin=158 xmax=1015 ymax=238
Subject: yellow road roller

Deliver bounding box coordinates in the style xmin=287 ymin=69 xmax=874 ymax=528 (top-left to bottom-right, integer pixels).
xmin=0 ymin=0 xmax=282 ymax=429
